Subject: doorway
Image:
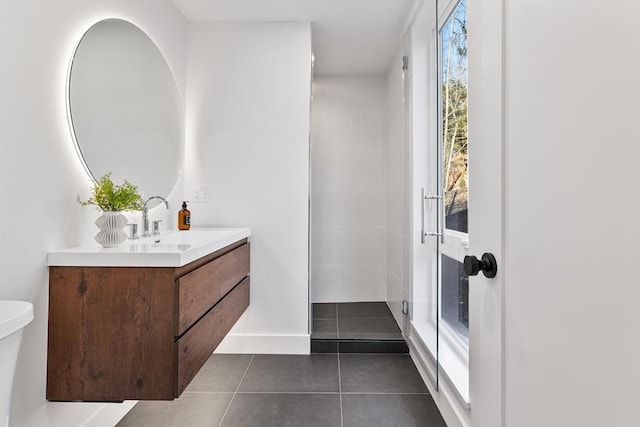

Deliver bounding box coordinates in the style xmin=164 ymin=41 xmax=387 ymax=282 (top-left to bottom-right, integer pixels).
xmin=309 ymin=76 xmax=404 ymax=351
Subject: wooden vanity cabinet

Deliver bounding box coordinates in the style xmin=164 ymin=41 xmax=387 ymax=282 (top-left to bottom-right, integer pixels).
xmin=46 ymin=239 xmax=250 ymax=401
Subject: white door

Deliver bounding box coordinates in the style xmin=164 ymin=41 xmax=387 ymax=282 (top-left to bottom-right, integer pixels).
xmin=476 ymin=1 xmax=639 ymax=426
xmin=467 ymin=0 xmax=504 ymax=425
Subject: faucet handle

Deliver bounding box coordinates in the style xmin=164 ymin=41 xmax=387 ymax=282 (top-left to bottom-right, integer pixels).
xmin=127 ymin=223 xmax=139 ymax=240
xmin=152 ymin=220 xmax=163 ymax=236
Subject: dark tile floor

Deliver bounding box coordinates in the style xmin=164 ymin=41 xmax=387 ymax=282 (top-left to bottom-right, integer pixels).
xmin=116 ymin=353 xmax=447 ymax=427
xmin=311 ymin=302 xmax=408 ymax=353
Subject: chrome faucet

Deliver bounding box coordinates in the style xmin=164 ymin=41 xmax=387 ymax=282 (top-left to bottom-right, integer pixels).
xmin=142 ymin=196 xmax=169 ymax=237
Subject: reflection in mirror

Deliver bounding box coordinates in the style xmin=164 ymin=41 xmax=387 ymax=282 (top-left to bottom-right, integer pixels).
xmin=68 ymin=19 xmax=183 ymax=198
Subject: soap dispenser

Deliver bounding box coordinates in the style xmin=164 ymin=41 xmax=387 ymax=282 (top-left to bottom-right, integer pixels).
xmin=178 ymin=201 xmax=191 ymax=230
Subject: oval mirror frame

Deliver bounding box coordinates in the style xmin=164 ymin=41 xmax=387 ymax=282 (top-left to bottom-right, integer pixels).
xmin=68 ymin=19 xmax=184 ymax=199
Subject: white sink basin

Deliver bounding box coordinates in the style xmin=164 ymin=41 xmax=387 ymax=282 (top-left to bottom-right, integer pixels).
xmin=138 ymin=228 xmax=236 ymax=246
xmin=48 ymin=227 xmax=251 ymax=267
xmin=0 ymin=301 xmax=34 ymax=340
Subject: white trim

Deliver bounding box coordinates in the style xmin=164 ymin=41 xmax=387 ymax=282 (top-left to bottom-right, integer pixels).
xmin=411 ymin=320 xmax=469 ymax=403
xmin=82 ymin=401 xmax=137 ymax=427
xmin=19 ymin=401 xmax=137 ymax=427
xmin=440 ymin=319 xmax=469 ymax=358
xmin=214 ymin=333 xmax=310 ymax=355
xmin=407 ymin=325 xmax=470 ymax=427
xmin=438 ymin=0 xmax=462 ymax=29
xmin=440 ymin=240 xmax=470 ymax=264
xmin=442 ymin=227 xmax=470 ymax=258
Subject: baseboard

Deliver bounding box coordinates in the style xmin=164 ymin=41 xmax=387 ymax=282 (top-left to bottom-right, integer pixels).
xmin=18 ymin=401 xmax=137 ymax=427
xmin=82 ymin=401 xmax=137 ymax=427
xmin=214 ymin=333 xmax=310 ymax=354
xmin=407 ymin=329 xmax=471 ymax=427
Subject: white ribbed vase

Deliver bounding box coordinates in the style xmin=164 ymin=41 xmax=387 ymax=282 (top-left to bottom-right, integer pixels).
xmin=94 ymin=211 xmax=128 ymax=248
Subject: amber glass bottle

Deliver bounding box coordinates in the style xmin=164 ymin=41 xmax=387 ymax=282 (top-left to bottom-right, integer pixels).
xmin=178 ymin=201 xmax=191 ymax=230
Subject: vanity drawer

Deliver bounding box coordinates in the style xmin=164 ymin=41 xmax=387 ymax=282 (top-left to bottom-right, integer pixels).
xmin=175 ymin=277 xmax=250 ymax=395
xmin=177 ymin=243 xmax=250 ymax=336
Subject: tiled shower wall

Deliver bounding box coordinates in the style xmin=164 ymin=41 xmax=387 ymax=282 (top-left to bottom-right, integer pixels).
xmin=310 ymin=76 xmax=387 ymax=302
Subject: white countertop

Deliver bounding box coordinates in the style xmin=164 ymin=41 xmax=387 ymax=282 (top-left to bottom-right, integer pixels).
xmin=47 ymin=227 xmax=251 ymax=267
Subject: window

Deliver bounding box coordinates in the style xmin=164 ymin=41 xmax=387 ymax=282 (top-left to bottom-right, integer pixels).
xmin=440 ymin=0 xmax=468 ymax=349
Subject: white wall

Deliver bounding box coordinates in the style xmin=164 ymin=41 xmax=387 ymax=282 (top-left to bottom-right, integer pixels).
xmin=184 ymin=22 xmax=312 ymax=353
xmin=0 ymin=1 xmax=187 ymax=426
xmin=501 ymin=1 xmax=640 ymax=426
xmin=310 ymin=76 xmax=387 ymax=303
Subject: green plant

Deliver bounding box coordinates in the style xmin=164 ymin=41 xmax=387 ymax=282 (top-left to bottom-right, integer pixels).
xmin=78 ymin=173 xmax=144 ymax=212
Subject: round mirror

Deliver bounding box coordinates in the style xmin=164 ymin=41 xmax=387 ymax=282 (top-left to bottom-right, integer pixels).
xmin=68 ymin=19 xmax=183 ymax=198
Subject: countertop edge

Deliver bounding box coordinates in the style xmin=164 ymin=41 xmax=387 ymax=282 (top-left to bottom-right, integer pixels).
xmin=47 ymin=228 xmax=251 ymax=268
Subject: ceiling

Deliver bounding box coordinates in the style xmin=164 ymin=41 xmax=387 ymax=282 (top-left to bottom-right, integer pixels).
xmin=172 ymin=0 xmax=417 ymax=75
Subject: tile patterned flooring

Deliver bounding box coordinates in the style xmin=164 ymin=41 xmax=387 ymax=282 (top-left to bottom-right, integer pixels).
xmin=116 ymin=353 xmax=447 ymax=427
xmin=312 ymin=302 xmax=403 ymax=340
xmin=311 ymin=302 xmax=408 ymax=353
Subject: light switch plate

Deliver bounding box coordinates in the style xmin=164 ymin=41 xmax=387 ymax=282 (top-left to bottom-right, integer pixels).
xmin=193 ymin=185 xmax=208 ymax=202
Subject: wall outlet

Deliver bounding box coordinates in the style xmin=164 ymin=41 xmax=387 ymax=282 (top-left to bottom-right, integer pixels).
xmin=193 ymin=185 xmax=208 ymax=202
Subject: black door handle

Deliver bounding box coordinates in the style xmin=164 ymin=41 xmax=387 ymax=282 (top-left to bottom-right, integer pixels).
xmin=463 ymin=253 xmax=497 ymax=278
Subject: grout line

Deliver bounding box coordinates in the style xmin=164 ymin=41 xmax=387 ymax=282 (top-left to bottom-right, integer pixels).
xmin=337 ymin=353 xmax=411 ymax=356
xmin=183 ymin=391 xmax=236 ymax=395
xmin=209 ymin=391 xmax=342 ymax=395
xmin=335 ymin=316 xmax=395 ymax=320
xmin=217 ymin=354 xmax=255 ymax=427
xmin=311 ymin=337 xmax=404 ymax=341
xmin=313 ymin=316 xmax=394 ymax=321
xmin=187 ymin=390 xmax=428 ymax=396
xmin=340 ymin=392 xmax=429 ymax=395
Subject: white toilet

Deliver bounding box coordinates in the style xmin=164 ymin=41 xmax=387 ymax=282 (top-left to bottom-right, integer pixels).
xmin=0 ymin=301 xmax=34 ymax=427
